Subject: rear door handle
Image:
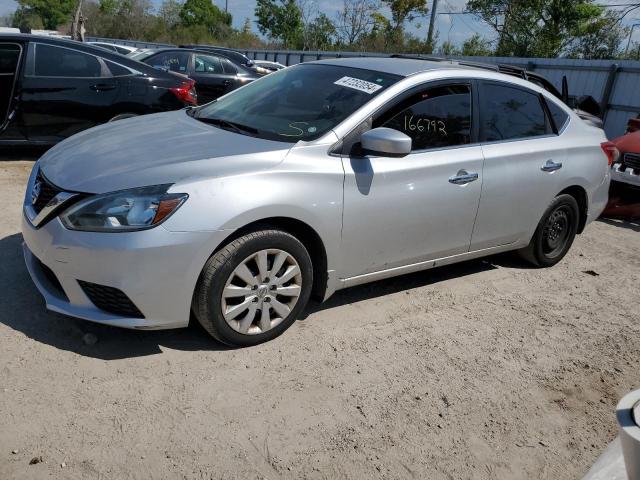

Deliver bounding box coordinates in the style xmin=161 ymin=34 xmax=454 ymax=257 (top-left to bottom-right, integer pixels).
xmin=541 ymin=160 xmax=562 ymax=172
xmin=449 ymin=170 xmax=479 ymax=185
xmin=90 ymin=84 xmax=116 ymax=92
xmin=223 ymin=80 xmax=231 ymax=86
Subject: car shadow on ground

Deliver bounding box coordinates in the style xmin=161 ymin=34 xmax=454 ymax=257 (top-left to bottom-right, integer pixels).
xmin=0 ymin=146 xmax=49 ymax=161
xmin=1 ymin=231 xmax=506 ymax=359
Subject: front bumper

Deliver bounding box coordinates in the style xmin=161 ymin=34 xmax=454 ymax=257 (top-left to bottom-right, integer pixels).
xmin=22 ymin=214 xmax=232 ymax=330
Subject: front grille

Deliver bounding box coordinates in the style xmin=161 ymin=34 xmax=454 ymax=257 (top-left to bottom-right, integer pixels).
xmin=35 ymin=257 xmax=68 ymax=300
xmin=623 ymin=153 xmax=640 ymax=172
xmin=78 ymin=280 xmax=145 ymax=318
xmin=32 ymin=171 xmax=62 ymax=214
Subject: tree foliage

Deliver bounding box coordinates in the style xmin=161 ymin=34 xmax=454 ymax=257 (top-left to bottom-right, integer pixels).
xmin=13 ymin=0 xmax=76 ymax=30
xmin=467 ymin=0 xmax=627 ymax=58
xmin=255 ymin=0 xmax=303 ymax=48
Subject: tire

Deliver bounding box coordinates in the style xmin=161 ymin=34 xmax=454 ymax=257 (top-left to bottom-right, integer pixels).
xmin=519 ymin=194 xmax=580 ymax=267
xmin=194 ymin=230 xmax=313 ymax=347
xmin=108 ymin=113 xmax=138 ymax=122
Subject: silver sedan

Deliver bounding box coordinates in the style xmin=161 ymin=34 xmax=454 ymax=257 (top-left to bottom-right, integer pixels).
xmin=22 ymin=57 xmax=611 ymax=346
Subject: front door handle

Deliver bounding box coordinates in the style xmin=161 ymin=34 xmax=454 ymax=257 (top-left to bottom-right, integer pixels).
xmin=90 ymin=84 xmax=116 ymax=92
xmin=449 ymin=170 xmax=479 ymax=185
xmin=541 ymin=160 xmax=563 ymax=172
xmin=223 ymin=80 xmax=231 ymax=86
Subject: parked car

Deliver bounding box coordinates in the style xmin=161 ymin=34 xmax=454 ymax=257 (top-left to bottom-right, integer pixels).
xmin=87 ymin=41 xmax=139 ymax=56
xmin=254 ymin=60 xmax=286 ymax=72
xmin=0 ymin=34 xmax=197 ymax=146
xmin=22 ymin=57 xmax=611 ymax=347
xmin=138 ymin=47 xmax=259 ymax=104
xmin=610 ymin=130 xmax=640 ymax=188
xmin=627 ymin=114 xmax=640 ymax=133
xmin=179 ymin=45 xmax=271 ymax=76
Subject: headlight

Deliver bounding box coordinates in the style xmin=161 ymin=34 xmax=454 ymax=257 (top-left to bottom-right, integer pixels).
xmin=60 ymin=184 xmax=188 ymax=232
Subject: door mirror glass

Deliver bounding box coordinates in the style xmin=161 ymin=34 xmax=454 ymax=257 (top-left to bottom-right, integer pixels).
xmin=361 ymin=127 xmax=412 ymax=156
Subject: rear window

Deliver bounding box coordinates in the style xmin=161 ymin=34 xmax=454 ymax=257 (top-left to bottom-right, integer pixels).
xmin=0 ymin=43 xmax=20 ymax=74
xmin=33 ymin=44 xmax=102 ymax=78
xmin=480 ymin=83 xmax=548 ymax=142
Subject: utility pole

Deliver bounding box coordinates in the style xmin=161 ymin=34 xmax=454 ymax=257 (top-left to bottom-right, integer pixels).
xmin=426 ymin=0 xmax=438 ymax=53
xmin=626 ymin=24 xmax=640 ymax=56
xmin=225 ymin=0 xmax=228 ymax=13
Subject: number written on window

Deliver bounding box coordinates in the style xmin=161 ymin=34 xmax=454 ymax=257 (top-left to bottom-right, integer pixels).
xmin=378 ymin=85 xmax=471 ymax=151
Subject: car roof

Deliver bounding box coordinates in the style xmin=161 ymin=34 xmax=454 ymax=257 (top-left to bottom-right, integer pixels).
xmin=309 ymin=56 xmax=479 ymax=77
xmin=0 ymin=34 xmax=177 ymax=79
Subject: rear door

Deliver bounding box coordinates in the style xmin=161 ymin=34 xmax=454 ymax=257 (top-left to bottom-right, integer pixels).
xmin=470 ymin=81 xmax=567 ymax=250
xmin=20 ymin=42 xmax=120 ymax=142
xmin=190 ymin=53 xmax=235 ymax=103
xmin=0 ymin=42 xmax=23 ymax=136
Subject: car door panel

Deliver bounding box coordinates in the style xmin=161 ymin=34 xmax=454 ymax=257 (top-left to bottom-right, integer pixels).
xmin=471 ymin=138 xmax=567 ymax=250
xmin=341 ymin=147 xmax=484 ymax=278
xmin=0 ymin=42 xmax=24 ymax=141
xmin=469 ymin=81 xmax=565 ymax=250
xmin=190 ymin=53 xmax=234 ymax=104
xmin=20 ymin=42 xmax=119 ymax=142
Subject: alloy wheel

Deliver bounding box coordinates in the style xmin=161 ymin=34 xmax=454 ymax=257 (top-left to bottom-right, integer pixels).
xmin=221 ymin=249 xmax=302 ymax=335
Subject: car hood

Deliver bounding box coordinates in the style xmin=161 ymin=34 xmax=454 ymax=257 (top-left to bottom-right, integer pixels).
xmin=38 ymin=110 xmax=293 ymax=194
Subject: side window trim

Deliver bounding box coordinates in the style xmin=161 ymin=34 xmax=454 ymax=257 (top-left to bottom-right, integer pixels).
xmin=478 ymin=79 xmax=554 ymax=144
xmin=26 ymin=42 xmax=113 ymax=79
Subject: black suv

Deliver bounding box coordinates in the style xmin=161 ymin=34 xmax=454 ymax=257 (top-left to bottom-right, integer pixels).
xmin=0 ymin=34 xmax=197 ymax=146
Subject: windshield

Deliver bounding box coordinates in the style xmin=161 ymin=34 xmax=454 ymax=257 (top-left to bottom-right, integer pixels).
xmin=194 ymin=64 xmax=401 ymax=142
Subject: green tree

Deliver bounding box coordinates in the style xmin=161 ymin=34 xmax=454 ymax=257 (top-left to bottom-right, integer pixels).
xmin=304 ymin=13 xmax=336 ymax=50
xmin=255 ymin=0 xmax=303 ymax=48
xmin=159 ymin=0 xmax=183 ymax=29
xmin=467 ymin=0 xmax=626 ymax=58
xmin=460 ymin=33 xmax=493 ymax=56
xmin=180 ymin=0 xmax=231 ymax=31
xmin=13 ymin=0 xmax=76 ymax=30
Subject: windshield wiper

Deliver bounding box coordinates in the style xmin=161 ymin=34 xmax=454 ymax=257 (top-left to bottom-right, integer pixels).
xmin=196 ymin=117 xmax=259 ymax=136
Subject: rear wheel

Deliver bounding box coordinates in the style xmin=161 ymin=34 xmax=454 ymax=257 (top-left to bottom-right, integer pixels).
xmin=194 ymin=230 xmax=313 ymax=346
xmin=519 ymin=194 xmax=580 ymax=267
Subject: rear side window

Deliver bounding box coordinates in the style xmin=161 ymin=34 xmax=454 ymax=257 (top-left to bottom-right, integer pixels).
xmin=146 ymin=51 xmax=189 ymax=73
xmin=545 ymin=99 xmax=570 ymax=133
xmin=377 ymin=84 xmax=472 ymax=151
xmin=222 ymin=59 xmax=237 ymax=75
xmin=480 ymin=83 xmax=548 ymax=142
xmin=194 ymin=54 xmax=223 ymax=74
xmin=105 ymin=61 xmax=132 ymax=77
xmin=33 ymin=44 xmax=103 ymax=78
xmin=0 ymin=43 xmax=21 ymax=74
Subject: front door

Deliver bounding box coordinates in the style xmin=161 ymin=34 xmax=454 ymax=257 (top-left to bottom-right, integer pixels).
xmin=340 ymin=83 xmax=484 ymax=279
xmin=0 ymin=42 xmax=22 ymax=135
xmin=20 ymin=42 xmax=120 ymax=143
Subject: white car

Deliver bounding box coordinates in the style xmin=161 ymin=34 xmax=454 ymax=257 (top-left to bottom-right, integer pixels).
xmin=22 ymin=57 xmax=611 ymax=346
xmin=88 ymin=42 xmax=138 ymax=56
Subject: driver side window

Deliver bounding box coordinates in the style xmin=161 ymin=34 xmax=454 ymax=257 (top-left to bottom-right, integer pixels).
xmin=376 ymin=84 xmax=472 ymax=151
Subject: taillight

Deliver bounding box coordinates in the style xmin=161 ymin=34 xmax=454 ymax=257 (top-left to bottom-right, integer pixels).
xmin=600 ymin=141 xmax=620 ymax=166
xmin=170 ymin=80 xmax=197 ymax=105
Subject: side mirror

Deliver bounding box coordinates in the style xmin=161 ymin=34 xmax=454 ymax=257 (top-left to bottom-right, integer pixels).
xmin=361 ymin=127 xmax=412 ymax=157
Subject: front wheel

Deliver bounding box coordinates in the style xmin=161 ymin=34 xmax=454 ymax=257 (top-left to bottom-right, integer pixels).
xmin=519 ymin=194 xmax=580 ymax=267
xmin=194 ymin=230 xmax=313 ymax=347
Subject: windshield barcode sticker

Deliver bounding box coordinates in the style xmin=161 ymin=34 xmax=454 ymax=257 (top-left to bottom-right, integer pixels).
xmin=334 ymin=76 xmax=383 ymax=94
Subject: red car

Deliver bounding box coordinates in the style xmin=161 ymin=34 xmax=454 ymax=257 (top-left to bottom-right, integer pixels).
xmin=610 ymin=130 xmax=640 ymax=188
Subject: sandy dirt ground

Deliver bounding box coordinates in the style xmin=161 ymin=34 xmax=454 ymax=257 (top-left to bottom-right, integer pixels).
xmin=1 ymin=157 xmax=639 ymax=480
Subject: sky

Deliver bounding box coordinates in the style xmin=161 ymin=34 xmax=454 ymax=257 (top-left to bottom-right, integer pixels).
xmin=1 ymin=0 xmax=639 ymax=48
